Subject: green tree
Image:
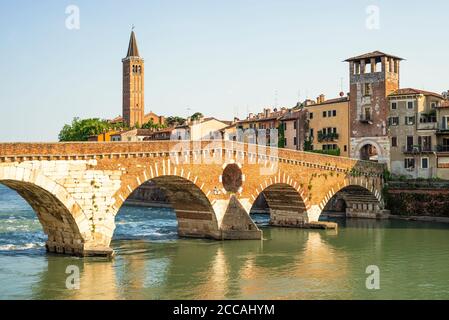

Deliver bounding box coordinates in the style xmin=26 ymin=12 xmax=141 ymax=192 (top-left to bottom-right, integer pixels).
xmin=58 ymin=118 xmax=113 ymax=141
xmin=190 ymin=112 xmax=204 ymax=121
xmin=165 ymin=116 xmax=186 ymax=127
xmin=277 ymin=124 xmax=285 ymax=148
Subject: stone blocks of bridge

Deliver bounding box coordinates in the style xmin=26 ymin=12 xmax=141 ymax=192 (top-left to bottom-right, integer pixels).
xmin=0 ymin=141 xmax=387 ymax=257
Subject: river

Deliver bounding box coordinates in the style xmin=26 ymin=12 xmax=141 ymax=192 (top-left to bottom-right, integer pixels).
xmin=0 ymin=184 xmax=449 ymax=300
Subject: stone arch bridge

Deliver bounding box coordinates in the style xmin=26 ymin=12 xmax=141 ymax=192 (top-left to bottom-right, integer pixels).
xmin=0 ymin=141 xmax=386 ymax=257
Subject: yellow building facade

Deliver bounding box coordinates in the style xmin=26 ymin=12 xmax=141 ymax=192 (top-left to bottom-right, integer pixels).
xmin=305 ymin=96 xmax=350 ymax=157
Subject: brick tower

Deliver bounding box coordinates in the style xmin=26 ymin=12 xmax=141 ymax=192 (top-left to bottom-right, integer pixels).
xmin=345 ymin=51 xmax=403 ymax=164
xmin=122 ymin=30 xmax=144 ymax=128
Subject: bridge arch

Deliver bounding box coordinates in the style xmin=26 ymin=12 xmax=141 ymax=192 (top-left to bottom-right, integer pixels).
xmin=317 ymin=176 xmax=384 ymax=220
xmin=111 ymin=168 xmax=221 ymax=242
xmin=0 ymin=166 xmax=88 ymax=255
xmin=250 ymin=182 xmax=310 ymax=227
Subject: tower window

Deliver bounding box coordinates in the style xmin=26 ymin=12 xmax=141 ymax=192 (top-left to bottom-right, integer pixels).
xmin=363 ymin=83 xmax=372 ymax=96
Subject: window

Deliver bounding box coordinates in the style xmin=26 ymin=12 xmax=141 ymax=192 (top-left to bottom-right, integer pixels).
xmin=294 ymin=137 xmax=297 ymax=146
xmin=389 ymin=117 xmax=399 ymax=126
xmin=344 ymin=145 xmax=347 ymax=152
xmin=333 ymin=127 xmax=337 ymax=134
xmin=309 ymin=112 xmax=313 ymax=119
xmin=294 ymin=121 xmax=297 ymax=130
xmin=407 ymin=101 xmax=414 ymax=109
xmin=406 ymin=136 xmax=414 ymax=151
xmin=404 ymin=158 xmax=415 ymax=170
xmin=421 ymin=157 xmax=429 ymax=169
xmin=391 ymin=136 xmax=397 ymax=147
xmin=310 ymin=129 xmax=314 ymax=138
xmin=284 ymin=138 xmax=287 ymax=146
xmin=364 ymin=83 xmax=372 ymax=96
xmin=442 ymin=116 xmax=449 ymax=130
xmin=431 ymin=102 xmax=437 ymax=109
xmin=323 ymin=111 xmax=327 ymax=118
xmin=418 ymin=136 xmax=432 ymax=151
xmin=405 ymin=116 xmax=415 ymax=125
xmin=327 ymin=110 xmax=332 ymax=117
xmin=391 ymin=102 xmax=397 ymax=110
xmin=333 ymin=110 xmax=337 ymax=117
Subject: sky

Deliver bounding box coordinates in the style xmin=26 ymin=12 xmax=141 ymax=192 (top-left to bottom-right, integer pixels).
xmin=1 ymin=0 xmax=448 ymax=142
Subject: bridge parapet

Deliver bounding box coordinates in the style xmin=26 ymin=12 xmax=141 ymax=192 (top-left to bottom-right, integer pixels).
xmin=0 ymin=141 xmax=385 ymax=176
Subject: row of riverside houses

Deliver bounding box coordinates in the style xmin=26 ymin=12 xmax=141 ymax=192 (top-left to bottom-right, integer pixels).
xmin=91 ymin=30 xmax=449 ymax=180
xmin=229 ymin=51 xmax=449 ymax=180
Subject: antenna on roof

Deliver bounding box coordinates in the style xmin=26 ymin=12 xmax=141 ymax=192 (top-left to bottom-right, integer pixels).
xmin=132 ymin=24 xmax=135 ymax=31
xmin=274 ymin=90 xmax=279 ymax=108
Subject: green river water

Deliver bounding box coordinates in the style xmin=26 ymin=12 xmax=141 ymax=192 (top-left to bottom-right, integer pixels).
xmin=0 ymin=185 xmax=449 ymax=300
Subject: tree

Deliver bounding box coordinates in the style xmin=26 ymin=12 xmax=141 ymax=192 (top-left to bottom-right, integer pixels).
xmin=142 ymin=119 xmax=167 ymax=130
xmin=165 ymin=116 xmax=186 ymax=127
xmin=58 ymin=118 xmax=113 ymax=141
xmin=190 ymin=112 xmax=204 ymax=121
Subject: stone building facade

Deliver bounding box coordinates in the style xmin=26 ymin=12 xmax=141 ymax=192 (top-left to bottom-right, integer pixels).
xmin=388 ymin=88 xmax=444 ymax=179
xmin=280 ymin=108 xmax=308 ymax=151
xmin=346 ymin=51 xmax=403 ymax=165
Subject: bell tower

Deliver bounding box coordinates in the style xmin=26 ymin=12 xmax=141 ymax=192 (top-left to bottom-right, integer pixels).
xmin=122 ymin=29 xmax=144 ymax=128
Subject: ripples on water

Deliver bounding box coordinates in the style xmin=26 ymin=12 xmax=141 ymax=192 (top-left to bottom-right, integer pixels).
xmin=1 ymin=184 xmax=449 ymax=300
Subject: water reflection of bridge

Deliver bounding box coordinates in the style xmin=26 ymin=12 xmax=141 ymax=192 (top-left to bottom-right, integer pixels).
xmin=31 ymin=228 xmax=358 ymax=299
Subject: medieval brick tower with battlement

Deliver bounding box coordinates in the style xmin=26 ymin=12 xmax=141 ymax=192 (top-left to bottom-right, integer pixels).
xmin=122 ymin=30 xmax=145 ymax=128
xmin=346 ymin=51 xmax=403 ymax=165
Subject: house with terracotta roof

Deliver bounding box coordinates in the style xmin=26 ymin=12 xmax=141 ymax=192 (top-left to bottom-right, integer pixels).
xmin=171 ymin=116 xmax=231 ymax=140
xmin=235 ymin=107 xmax=289 ymax=146
xmin=301 ymin=93 xmax=351 ymax=157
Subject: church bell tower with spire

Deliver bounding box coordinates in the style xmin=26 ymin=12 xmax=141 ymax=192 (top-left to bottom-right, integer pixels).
xmin=122 ymin=29 xmax=144 ymax=128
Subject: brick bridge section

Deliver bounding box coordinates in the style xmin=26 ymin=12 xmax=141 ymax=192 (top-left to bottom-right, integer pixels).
xmin=0 ymin=141 xmax=386 ymax=257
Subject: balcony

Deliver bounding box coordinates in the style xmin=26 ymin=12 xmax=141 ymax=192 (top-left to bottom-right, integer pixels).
xmin=402 ymin=145 xmax=434 ymax=154
xmin=359 ymin=115 xmax=373 ymax=124
xmin=437 ymin=124 xmax=449 ymax=135
xmin=437 ymin=145 xmax=449 ymax=153
xmin=317 ymin=132 xmax=339 ymax=142
xmin=417 ymin=119 xmax=438 ymax=130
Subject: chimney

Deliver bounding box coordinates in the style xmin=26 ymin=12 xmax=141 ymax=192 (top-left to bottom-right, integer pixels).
xmin=319 ymin=94 xmax=325 ymax=104
xmin=264 ymin=108 xmax=271 ymax=117
xmin=248 ymin=113 xmax=253 ymax=119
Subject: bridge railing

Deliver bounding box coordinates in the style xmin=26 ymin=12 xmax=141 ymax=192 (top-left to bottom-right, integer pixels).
xmin=0 ymin=140 xmax=385 ymax=176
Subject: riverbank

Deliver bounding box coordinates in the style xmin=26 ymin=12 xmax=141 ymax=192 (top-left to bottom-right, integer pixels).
xmin=384 ymin=179 xmax=449 ymax=218
xmin=321 ymin=211 xmax=449 ymax=224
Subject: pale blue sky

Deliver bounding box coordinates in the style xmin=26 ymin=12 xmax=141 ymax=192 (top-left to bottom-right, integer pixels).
xmin=1 ymin=0 xmax=448 ymax=141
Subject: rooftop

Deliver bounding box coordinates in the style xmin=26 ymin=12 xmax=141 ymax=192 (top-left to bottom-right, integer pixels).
xmin=389 ymin=88 xmax=443 ymax=99
xmin=125 ymin=30 xmax=140 ymax=58
xmin=305 ymin=96 xmax=349 ymax=108
xmin=438 ymin=100 xmax=449 ymax=108
xmin=345 ymin=51 xmax=404 ymax=62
